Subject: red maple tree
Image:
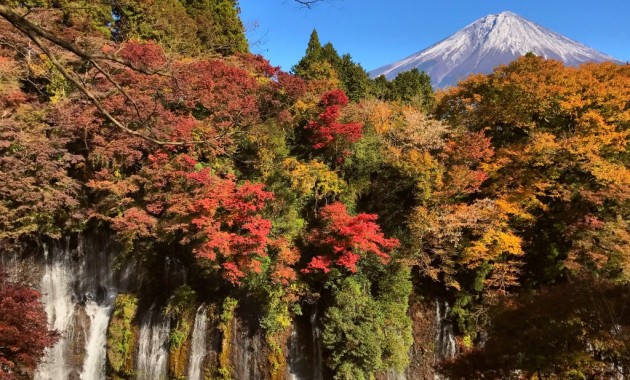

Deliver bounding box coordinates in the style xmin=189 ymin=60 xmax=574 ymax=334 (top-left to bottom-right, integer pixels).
xmin=307 ymin=90 xmax=363 ymax=155
xmin=0 ymin=271 xmax=57 ymax=380
xmin=304 ymin=202 xmax=399 ymax=273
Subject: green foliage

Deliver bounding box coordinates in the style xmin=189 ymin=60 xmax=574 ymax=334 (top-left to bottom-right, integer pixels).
xmin=337 ymin=54 xmax=373 ymax=102
xmin=293 ymin=29 xmax=323 ymax=78
xmin=106 ymin=294 xmax=139 ymax=379
xmin=259 ymin=287 xmax=292 ymax=334
xmin=323 ymin=276 xmax=384 ymax=379
xmin=165 ymin=285 xmax=197 ymax=379
xmin=374 ymin=265 xmax=413 ymax=370
xmin=114 ymin=0 xmax=248 ymax=55
xmin=220 ymin=297 xmax=238 ymax=323
xmin=322 ymin=268 xmax=413 ymax=379
xmin=197 ymin=0 xmax=249 ymax=54
xmin=376 ymin=69 xmax=434 ymax=110
xmin=293 ymin=30 xmax=372 ymax=101
xmin=217 ymin=297 xmax=238 ymax=380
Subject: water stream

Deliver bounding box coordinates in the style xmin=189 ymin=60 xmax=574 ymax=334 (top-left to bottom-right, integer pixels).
xmin=188 ymin=304 xmax=209 ymax=380
xmin=35 ymin=243 xmax=76 ymax=380
xmin=136 ymin=305 xmax=171 ymax=380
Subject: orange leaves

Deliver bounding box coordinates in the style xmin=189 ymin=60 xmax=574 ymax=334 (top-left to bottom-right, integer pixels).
xmin=270 ymin=238 xmax=300 ymax=286
xmin=433 ymin=55 xmax=630 ymax=294
xmin=411 ymin=198 xmax=527 ymax=294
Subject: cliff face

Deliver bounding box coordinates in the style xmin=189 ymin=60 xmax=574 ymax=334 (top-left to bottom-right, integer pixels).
xmin=6 ymin=232 xmax=449 ymax=380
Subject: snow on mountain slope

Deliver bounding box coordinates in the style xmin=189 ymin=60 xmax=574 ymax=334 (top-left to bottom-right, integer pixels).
xmin=370 ymin=11 xmax=622 ymax=88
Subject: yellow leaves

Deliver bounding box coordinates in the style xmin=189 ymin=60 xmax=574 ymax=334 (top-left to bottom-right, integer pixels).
xmin=588 ymin=157 xmax=630 ymax=187
xmin=463 ymin=228 xmax=523 ymax=267
xmin=494 ymin=231 xmax=523 ymax=256
xmin=349 ymin=99 xmax=395 ymax=134
xmin=409 ymin=198 xmax=525 ymax=293
xmin=257 ymin=147 xmax=276 ymax=180
xmin=524 ymin=132 xmax=559 ymax=167
xmin=495 ymin=199 xmax=533 ymax=221
xmin=282 ymin=157 xmax=347 ymax=200
xmin=389 ymin=148 xmax=438 ymax=177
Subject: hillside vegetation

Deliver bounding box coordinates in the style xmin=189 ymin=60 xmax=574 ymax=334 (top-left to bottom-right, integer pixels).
xmin=1 ymin=2 xmax=629 ymax=379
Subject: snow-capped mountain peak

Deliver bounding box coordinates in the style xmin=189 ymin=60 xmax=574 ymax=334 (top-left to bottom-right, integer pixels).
xmin=370 ymin=11 xmax=621 ymax=88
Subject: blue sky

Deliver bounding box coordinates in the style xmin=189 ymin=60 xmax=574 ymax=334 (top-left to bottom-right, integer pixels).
xmin=238 ymin=0 xmax=630 ymax=72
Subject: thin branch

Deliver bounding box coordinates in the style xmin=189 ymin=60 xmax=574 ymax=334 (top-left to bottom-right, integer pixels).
xmin=0 ymin=4 xmax=215 ymax=146
xmin=294 ymin=0 xmax=321 ymax=8
xmin=0 ymin=5 xmax=168 ymax=77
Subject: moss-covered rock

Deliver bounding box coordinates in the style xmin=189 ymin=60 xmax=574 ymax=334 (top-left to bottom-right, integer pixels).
xmin=166 ymin=285 xmax=198 ymax=379
xmin=106 ymin=293 xmax=139 ymax=380
xmin=267 ymin=332 xmax=289 ymax=380
xmin=217 ymin=297 xmax=238 ymax=380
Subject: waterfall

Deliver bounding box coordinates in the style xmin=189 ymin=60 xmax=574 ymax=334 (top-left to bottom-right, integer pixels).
xmin=287 ymin=322 xmax=300 ymax=380
xmin=434 ymin=299 xmax=457 ymax=380
xmin=33 ymin=234 xmax=123 ymax=380
xmin=79 ymin=235 xmax=117 ymax=380
xmin=79 ymin=298 xmax=115 ymax=379
xmin=136 ymin=305 xmax=171 ymax=380
xmin=288 ymin=309 xmax=323 ymax=380
xmin=310 ymin=307 xmax=324 ymax=380
xmin=35 ymin=243 xmax=76 ymax=380
xmin=435 ymin=300 xmax=456 ymax=360
xmin=229 ymin=316 xmax=265 ymax=380
xmin=187 ymin=304 xmax=209 ymax=380
xmin=383 ymin=369 xmax=409 ymax=380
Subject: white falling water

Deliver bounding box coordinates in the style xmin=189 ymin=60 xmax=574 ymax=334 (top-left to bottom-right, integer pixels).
xmin=435 ymin=300 xmax=457 ymax=360
xmin=34 ymin=235 xmax=122 ymax=380
xmin=383 ymin=369 xmax=409 ymax=380
xmin=35 ymin=244 xmax=76 ymax=380
xmin=310 ymin=308 xmax=324 ymax=380
xmin=136 ymin=306 xmax=171 ymax=380
xmin=287 ymin=323 xmax=300 ymax=380
xmin=187 ymin=304 xmax=209 ymax=380
xmin=79 ymin=299 xmax=115 ymax=380
xmin=434 ymin=300 xmax=457 ymax=380
xmin=79 ymin=235 xmax=117 ymax=380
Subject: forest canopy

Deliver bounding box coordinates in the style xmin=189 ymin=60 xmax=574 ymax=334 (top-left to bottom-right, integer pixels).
xmin=0 ymin=1 xmax=629 ymax=379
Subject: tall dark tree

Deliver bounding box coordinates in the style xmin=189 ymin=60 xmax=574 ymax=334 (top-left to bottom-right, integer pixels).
xmin=390 ymin=68 xmax=434 ymax=110
xmin=294 ymin=30 xmax=373 ymax=101
xmin=337 ymin=53 xmax=372 ymax=101
xmin=372 ymin=74 xmax=392 ymax=100
xmin=293 ymin=29 xmax=323 ymax=77
xmin=203 ymin=0 xmax=249 ymax=54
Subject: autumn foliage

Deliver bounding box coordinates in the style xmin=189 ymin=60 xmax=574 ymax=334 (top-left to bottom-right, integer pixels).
xmin=305 ymin=202 xmax=399 ymax=273
xmin=0 ymin=271 xmax=57 ymax=379
xmin=307 ymin=90 xmax=363 ymax=154
xmin=1 ymin=4 xmax=630 ymax=379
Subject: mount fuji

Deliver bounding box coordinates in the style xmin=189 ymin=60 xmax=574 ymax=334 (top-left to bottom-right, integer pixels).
xmin=369 ymin=11 xmax=622 ymax=88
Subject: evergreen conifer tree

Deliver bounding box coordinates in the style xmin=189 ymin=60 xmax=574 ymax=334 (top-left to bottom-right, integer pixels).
xmin=293 ymin=29 xmax=323 ymax=77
